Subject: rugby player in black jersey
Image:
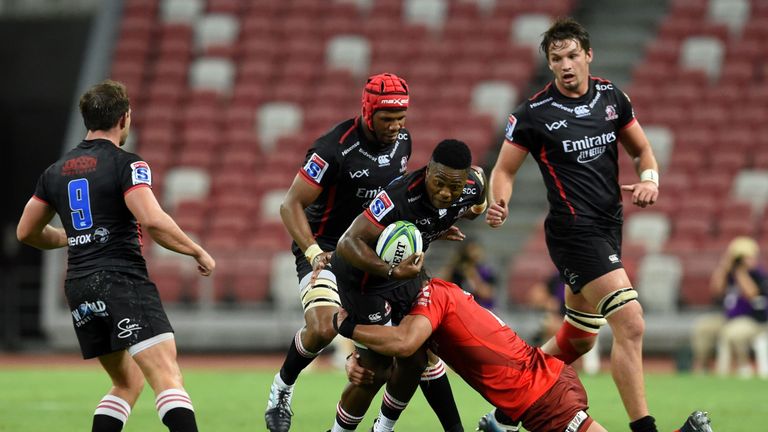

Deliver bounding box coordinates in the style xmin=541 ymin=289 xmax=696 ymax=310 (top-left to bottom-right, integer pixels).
xmin=483 ymin=18 xmax=712 ymax=432
xmin=326 ymin=139 xmax=487 ymax=432
xmin=16 ymin=80 xmax=215 ymax=432
xmin=266 ymin=73 xmax=464 ymax=432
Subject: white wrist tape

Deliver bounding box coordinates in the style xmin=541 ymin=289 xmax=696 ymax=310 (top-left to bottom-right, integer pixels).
xmin=639 ymin=169 xmax=659 ymax=186
xmin=304 ymin=244 xmax=324 ymax=263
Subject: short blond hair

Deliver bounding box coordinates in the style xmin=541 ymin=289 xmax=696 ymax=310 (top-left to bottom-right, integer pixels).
xmin=727 ymin=236 xmax=759 ymax=260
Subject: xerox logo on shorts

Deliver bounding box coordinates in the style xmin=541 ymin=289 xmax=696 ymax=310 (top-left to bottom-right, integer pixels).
xmin=303 ymin=153 xmax=329 ymax=183
xmin=368 ymin=191 xmax=394 ymax=222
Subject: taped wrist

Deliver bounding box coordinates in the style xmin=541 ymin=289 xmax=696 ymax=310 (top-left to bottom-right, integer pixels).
xmin=639 ymin=169 xmax=659 ymax=186
xmin=304 ymin=244 xmax=323 ymax=263
xmin=332 ymin=312 xmax=357 ymax=338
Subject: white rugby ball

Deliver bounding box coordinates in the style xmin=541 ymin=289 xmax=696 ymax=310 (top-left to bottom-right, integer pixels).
xmin=375 ymin=221 xmax=423 ymax=265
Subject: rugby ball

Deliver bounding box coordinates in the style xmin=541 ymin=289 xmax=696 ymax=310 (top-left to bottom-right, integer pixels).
xmin=375 ymin=221 xmax=423 ymax=265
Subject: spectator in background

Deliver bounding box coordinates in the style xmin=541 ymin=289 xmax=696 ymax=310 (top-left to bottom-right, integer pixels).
xmin=691 ymin=237 xmax=767 ymax=377
xmin=529 ymin=271 xmax=566 ymax=346
xmin=440 ymin=238 xmax=498 ymax=309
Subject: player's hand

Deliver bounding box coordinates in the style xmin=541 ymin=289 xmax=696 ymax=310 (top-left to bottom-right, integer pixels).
xmin=345 ymin=350 xmax=374 ymax=385
xmin=439 ymin=226 xmax=465 ymax=241
xmin=195 ymin=249 xmax=216 ymax=276
xmin=620 ymin=181 xmax=658 ymax=208
xmin=485 ymin=199 xmax=508 ymax=227
xmin=311 ymin=251 xmax=332 ymax=271
xmin=336 ymin=307 xmax=349 ymax=325
xmin=391 ymin=252 xmax=424 ymax=279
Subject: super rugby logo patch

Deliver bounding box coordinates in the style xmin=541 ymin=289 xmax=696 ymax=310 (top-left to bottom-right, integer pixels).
xmin=504 ymin=115 xmax=517 ymax=141
xmin=130 ymin=161 xmax=152 ymax=186
xmin=303 ymin=153 xmax=329 ymax=183
xmin=368 ymin=191 xmax=395 ymax=222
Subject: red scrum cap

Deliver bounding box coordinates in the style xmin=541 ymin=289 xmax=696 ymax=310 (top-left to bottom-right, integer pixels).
xmin=361 ymin=72 xmax=409 ymax=130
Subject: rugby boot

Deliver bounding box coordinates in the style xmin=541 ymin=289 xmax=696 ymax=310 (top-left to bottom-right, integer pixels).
xmin=476 ymin=411 xmax=520 ymax=432
xmin=265 ymin=381 xmax=293 ymax=432
xmin=675 ymin=411 xmax=713 ymax=432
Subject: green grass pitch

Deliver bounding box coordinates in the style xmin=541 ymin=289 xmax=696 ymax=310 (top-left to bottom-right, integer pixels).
xmin=0 ymin=366 xmax=762 ymax=431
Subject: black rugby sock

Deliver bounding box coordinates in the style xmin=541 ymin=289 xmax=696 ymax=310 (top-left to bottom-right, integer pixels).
xmin=92 ymin=415 xmax=124 ymax=432
xmin=420 ymin=374 xmax=463 ymax=431
xmin=161 ymin=408 xmax=198 ymax=432
xmin=629 ymin=415 xmax=658 ymax=432
xmin=280 ymin=333 xmax=319 ymax=385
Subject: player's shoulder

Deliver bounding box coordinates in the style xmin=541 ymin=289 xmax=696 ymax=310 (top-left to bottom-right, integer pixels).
xmin=590 ymin=76 xmax=624 ymax=95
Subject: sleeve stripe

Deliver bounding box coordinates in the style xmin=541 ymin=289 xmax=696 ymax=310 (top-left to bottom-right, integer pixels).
xmin=620 ymin=117 xmax=638 ymax=131
xmin=298 ymin=169 xmax=323 ymax=188
xmin=31 ymin=195 xmax=49 ymax=205
xmin=505 ymin=140 xmax=530 ymax=152
xmin=124 ymin=183 xmax=151 ymax=196
xmin=363 ymin=210 xmax=385 ymax=228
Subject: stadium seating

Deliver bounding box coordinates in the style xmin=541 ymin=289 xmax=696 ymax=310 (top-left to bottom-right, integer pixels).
xmin=114 ymin=0 xmax=575 ymax=305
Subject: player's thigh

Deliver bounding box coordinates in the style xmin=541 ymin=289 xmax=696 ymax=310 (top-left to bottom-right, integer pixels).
xmin=577 ymin=268 xmax=634 ymax=310
xmin=132 ymin=338 xmax=183 ymax=388
xmin=98 ymin=349 xmax=144 ymax=390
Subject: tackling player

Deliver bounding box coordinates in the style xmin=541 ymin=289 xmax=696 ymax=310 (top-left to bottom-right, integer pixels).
xmin=336 ymin=278 xmax=714 ymax=432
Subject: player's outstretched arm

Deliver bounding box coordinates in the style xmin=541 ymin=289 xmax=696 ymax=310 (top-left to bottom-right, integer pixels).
xmin=487 ymin=144 xmax=527 ymax=227
xmin=619 ymin=121 xmax=659 ymax=208
xmin=125 ymin=187 xmax=215 ymax=275
xmin=16 ymin=198 xmax=67 ymax=250
xmin=335 ymin=308 xmax=432 ymax=357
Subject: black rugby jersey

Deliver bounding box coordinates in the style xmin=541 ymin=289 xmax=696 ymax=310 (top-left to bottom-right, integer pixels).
xmin=297 ymin=116 xmax=411 ymax=253
xmin=33 ymin=139 xmax=150 ymax=279
xmin=504 ymin=77 xmax=635 ymax=225
xmin=333 ymin=166 xmax=485 ymax=294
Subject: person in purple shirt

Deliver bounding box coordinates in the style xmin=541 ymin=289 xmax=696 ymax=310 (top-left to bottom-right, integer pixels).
xmin=440 ymin=239 xmax=498 ymax=310
xmin=691 ymin=237 xmax=767 ymax=376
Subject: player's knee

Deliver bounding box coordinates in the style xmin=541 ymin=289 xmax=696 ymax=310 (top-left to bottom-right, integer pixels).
xmin=304 ymin=314 xmax=338 ymax=348
xmin=113 ymin=370 xmax=145 ymax=396
xmin=609 ymin=305 xmax=645 ymax=342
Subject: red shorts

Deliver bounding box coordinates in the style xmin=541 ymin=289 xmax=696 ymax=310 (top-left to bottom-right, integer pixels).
xmin=518 ymin=365 xmax=594 ymax=432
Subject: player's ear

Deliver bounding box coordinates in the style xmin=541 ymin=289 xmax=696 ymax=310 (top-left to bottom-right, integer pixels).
xmin=585 ymin=48 xmax=593 ymax=64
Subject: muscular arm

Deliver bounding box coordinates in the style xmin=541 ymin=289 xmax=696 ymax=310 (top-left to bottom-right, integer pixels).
xmin=280 ymin=174 xmax=323 ymax=252
xmin=16 ymin=198 xmax=67 ymax=249
xmin=336 ymin=215 xmax=423 ymax=280
xmin=620 ymin=122 xmax=658 ymax=175
xmin=486 ymin=143 xmax=528 ymax=227
xmin=350 ymin=314 xmax=433 ymax=357
xmin=125 ymin=187 xmax=214 ymax=275
xmin=336 ymin=215 xmax=391 ymax=278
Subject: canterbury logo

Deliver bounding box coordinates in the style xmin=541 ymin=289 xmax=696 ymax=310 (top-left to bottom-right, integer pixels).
xmin=379 ymin=98 xmax=408 ymax=105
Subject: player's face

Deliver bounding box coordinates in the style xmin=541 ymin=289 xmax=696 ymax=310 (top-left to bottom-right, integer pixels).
xmin=372 ymin=109 xmax=407 ymax=146
xmin=547 ymin=39 xmax=593 ymax=97
xmin=119 ymin=109 xmax=131 ymax=147
xmin=425 ymin=162 xmax=468 ymax=209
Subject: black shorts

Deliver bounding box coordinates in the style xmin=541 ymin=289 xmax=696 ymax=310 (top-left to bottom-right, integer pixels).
xmin=65 ymin=271 xmax=174 ymax=359
xmin=544 ymin=218 xmax=623 ymax=293
xmin=339 ymin=281 xmax=421 ymax=326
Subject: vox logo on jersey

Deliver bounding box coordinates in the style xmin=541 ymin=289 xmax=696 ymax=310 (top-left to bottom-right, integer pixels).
xmin=303 ymin=153 xmax=329 ymax=183
xmin=349 ymin=169 xmax=370 ymax=178
xmin=545 ymin=120 xmax=568 ymax=131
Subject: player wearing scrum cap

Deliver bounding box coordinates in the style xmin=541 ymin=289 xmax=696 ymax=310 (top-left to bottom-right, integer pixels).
xmin=265 ymin=73 xmax=463 ymax=432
